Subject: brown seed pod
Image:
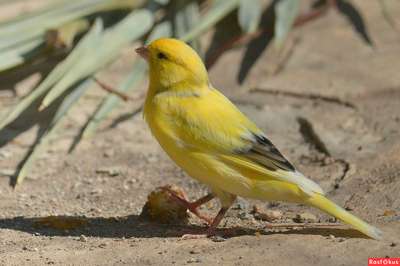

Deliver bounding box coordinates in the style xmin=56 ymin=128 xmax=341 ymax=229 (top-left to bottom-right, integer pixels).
xmin=140 ymin=185 xmax=189 ymax=224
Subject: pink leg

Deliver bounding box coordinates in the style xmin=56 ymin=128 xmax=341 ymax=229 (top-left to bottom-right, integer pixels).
xmin=162 ymin=187 xmax=214 ymax=224
xmin=205 ymin=207 xmax=230 ymax=236
xmin=181 ymin=205 xmax=234 ymax=240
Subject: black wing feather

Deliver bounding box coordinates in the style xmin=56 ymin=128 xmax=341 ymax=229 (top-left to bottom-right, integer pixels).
xmin=238 ymin=132 xmax=296 ymax=172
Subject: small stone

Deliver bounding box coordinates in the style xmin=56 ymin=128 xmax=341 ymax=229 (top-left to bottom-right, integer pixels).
xmin=98 ymin=243 xmax=108 ymax=248
xmin=390 ymin=242 xmax=396 ymax=247
xmin=252 ymin=205 xmax=282 ymax=222
xmin=103 ymin=149 xmax=115 ymax=158
xmin=293 ymin=212 xmax=317 ymax=223
xmin=210 ymin=235 xmax=226 ymax=242
xmin=187 ymin=258 xmax=201 ymax=263
xmin=79 ymin=235 xmax=87 ymax=242
xmin=90 ymin=189 xmax=103 ymax=195
xmin=189 ymin=250 xmax=199 ymax=254
xmin=328 ymin=234 xmax=335 ymax=240
xmin=95 ymin=167 xmax=120 ymax=177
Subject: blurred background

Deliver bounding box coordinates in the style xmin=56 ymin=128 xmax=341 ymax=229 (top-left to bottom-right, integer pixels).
xmin=0 ymin=1 xmax=399 ymax=265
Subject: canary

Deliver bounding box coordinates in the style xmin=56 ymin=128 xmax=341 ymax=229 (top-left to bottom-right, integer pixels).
xmin=136 ymin=38 xmax=382 ymax=240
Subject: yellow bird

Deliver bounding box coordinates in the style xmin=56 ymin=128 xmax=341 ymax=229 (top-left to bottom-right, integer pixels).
xmin=136 ymin=38 xmax=382 ymax=240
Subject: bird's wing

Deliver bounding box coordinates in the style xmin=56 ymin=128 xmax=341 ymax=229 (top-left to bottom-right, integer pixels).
xmin=156 ymin=88 xmax=323 ymax=195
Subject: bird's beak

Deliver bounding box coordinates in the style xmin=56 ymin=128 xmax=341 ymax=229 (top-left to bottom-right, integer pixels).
xmin=135 ymin=46 xmax=149 ymax=61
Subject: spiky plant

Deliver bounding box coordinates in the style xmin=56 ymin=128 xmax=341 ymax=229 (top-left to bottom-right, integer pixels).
xmin=0 ymin=0 xmax=383 ymax=185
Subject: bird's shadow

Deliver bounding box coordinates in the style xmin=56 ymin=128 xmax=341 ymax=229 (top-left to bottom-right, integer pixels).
xmin=0 ymin=214 xmax=368 ymax=239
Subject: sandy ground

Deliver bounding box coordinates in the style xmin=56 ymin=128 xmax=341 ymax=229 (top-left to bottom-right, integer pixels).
xmin=0 ymin=1 xmax=399 ymax=265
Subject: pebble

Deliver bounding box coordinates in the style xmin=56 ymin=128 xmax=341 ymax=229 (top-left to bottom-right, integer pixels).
xmin=328 ymin=234 xmax=335 ymax=240
xmin=187 ymin=258 xmax=201 ymax=263
xmin=79 ymin=235 xmax=87 ymax=242
xmin=252 ymin=205 xmax=282 ymax=222
xmin=390 ymin=242 xmax=396 ymax=247
xmin=293 ymin=212 xmax=317 ymax=223
xmin=98 ymin=243 xmax=108 ymax=248
xmin=210 ymin=236 xmax=226 ymax=242
xmin=95 ymin=167 xmax=120 ymax=177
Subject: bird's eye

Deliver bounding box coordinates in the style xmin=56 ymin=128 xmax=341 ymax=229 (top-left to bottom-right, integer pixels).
xmin=157 ymin=52 xmax=168 ymax=60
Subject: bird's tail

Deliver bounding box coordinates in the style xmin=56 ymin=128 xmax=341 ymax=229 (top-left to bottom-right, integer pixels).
xmin=305 ymin=193 xmax=383 ymax=240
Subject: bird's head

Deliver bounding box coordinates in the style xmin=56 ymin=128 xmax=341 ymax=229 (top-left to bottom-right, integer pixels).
xmin=136 ymin=38 xmax=209 ymax=93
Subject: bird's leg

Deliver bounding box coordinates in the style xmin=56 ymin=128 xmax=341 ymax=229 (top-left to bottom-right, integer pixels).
xmin=181 ymin=194 xmax=236 ymax=240
xmin=205 ymin=206 xmax=230 ymax=236
xmin=162 ymin=187 xmax=214 ymax=224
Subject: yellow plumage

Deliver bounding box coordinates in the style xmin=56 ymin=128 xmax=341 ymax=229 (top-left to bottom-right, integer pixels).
xmin=139 ymin=38 xmax=382 ymax=240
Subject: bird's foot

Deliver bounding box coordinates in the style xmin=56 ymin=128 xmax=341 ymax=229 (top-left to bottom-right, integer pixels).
xmin=162 ymin=187 xmax=213 ymax=225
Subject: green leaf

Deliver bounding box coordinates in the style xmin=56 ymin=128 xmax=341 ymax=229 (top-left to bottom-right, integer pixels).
xmin=15 ymin=78 xmax=92 ymax=186
xmin=0 ymin=0 xmax=142 ymax=52
xmin=82 ymin=61 xmax=146 ymax=138
xmin=83 ymin=20 xmax=173 ymax=138
xmin=146 ymin=21 xmax=173 ymax=44
xmin=0 ymin=39 xmax=43 ymax=72
xmin=39 ymin=9 xmax=153 ymax=110
xmin=0 ymin=19 xmax=103 ymax=131
xmin=274 ymin=0 xmax=300 ymax=49
xmin=153 ymin=0 xmax=169 ymax=5
xmin=238 ymin=0 xmax=262 ymax=33
xmin=172 ymin=0 xmax=202 ymax=54
xmin=180 ymin=0 xmax=241 ymax=43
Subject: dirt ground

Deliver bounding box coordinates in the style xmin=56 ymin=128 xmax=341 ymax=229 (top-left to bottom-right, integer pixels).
xmin=0 ymin=1 xmax=399 ymax=265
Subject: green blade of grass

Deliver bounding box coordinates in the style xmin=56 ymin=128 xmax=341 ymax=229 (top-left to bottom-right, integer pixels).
xmin=274 ymin=0 xmax=300 ymax=49
xmin=0 ymin=19 xmax=103 ymax=131
xmin=180 ymin=0 xmax=240 ymax=43
xmin=39 ymin=9 xmax=153 ymax=110
xmin=238 ymin=0 xmax=262 ymax=33
xmin=15 ymin=78 xmax=93 ymax=186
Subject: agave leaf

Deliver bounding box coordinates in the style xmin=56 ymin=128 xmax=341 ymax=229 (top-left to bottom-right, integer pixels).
xmin=83 ymin=20 xmax=172 ymax=138
xmin=172 ymin=0 xmax=202 ymax=54
xmin=0 ymin=19 xmax=103 ymax=131
xmin=15 ymin=78 xmax=92 ymax=186
xmin=0 ymin=0 xmax=143 ymax=52
xmin=180 ymin=0 xmax=241 ymax=43
xmin=39 ymin=9 xmax=153 ymax=110
xmin=238 ymin=0 xmax=262 ymax=33
xmin=82 ymin=61 xmax=146 ymax=138
xmin=153 ymin=0 xmax=169 ymax=5
xmin=0 ymin=0 xmax=71 ymax=26
xmin=274 ymin=0 xmax=300 ymax=49
xmin=46 ymin=18 xmax=90 ymax=49
xmin=146 ymin=21 xmax=173 ymax=44
xmin=0 ymin=39 xmax=43 ymax=72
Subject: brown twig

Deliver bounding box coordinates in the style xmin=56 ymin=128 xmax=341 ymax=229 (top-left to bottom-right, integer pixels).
xmin=94 ymin=77 xmax=141 ymax=102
